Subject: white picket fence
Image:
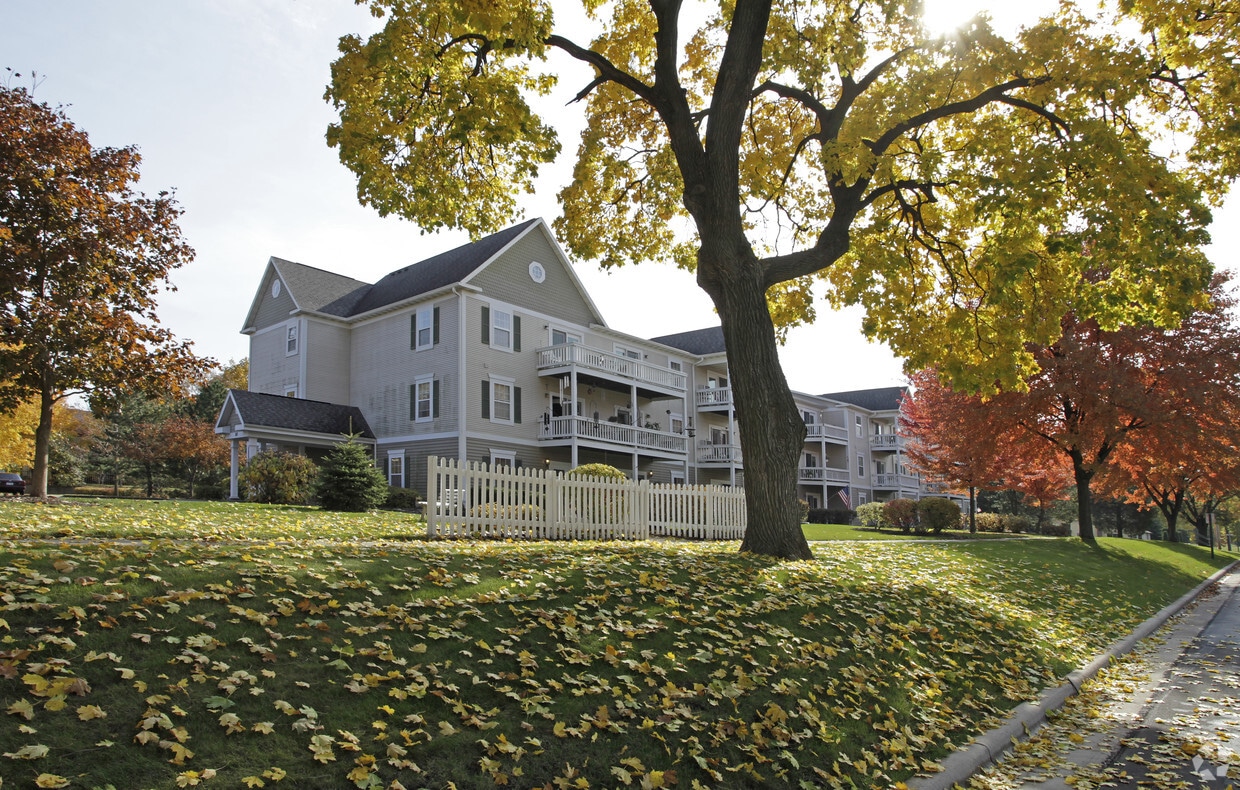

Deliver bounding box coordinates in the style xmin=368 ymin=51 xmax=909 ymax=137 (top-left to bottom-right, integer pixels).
xmin=425 ymin=456 xmax=747 ymax=541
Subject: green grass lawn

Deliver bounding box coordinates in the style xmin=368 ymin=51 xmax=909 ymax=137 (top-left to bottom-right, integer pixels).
xmin=800 ymin=522 xmax=1022 ymax=541
xmin=0 ymin=499 xmax=1233 ymax=789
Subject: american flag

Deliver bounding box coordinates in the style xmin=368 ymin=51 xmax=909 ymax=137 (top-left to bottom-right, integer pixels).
xmin=838 ymin=487 xmax=851 ymax=509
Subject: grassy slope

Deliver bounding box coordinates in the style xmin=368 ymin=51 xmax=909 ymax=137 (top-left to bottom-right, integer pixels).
xmin=0 ymin=500 xmax=1233 ymax=790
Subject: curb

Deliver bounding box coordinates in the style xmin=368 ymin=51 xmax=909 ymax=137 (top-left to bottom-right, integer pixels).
xmin=907 ymin=558 xmax=1240 ymax=790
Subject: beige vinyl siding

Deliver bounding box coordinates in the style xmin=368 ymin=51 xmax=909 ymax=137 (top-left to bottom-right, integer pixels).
xmin=351 ymin=299 xmax=460 ymax=438
xmin=253 ymin=273 xmax=296 ymax=330
xmin=469 ymin=229 xmax=598 ymax=326
xmin=303 ymin=321 xmax=351 ymax=405
xmin=463 ymin=439 xmax=542 ymax=470
xmin=466 ymin=295 xmax=541 ymax=442
xmin=248 ymin=323 xmax=299 ymax=396
xmin=388 ymin=437 xmax=460 ymax=496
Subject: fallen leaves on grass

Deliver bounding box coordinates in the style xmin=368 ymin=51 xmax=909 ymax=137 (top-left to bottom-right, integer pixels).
xmin=0 ymin=501 xmax=1230 ymax=788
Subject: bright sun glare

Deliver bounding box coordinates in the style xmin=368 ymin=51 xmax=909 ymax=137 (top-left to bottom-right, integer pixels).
xmin=921 ymin=0 xmax=1058 ymax=35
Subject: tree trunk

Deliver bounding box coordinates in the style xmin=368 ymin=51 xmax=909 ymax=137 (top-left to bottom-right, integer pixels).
xmin=704 ymin=256 xmax=812 ymax=561
xmin=1155 ymin=489 xmax=1183 ymax=542
xmin=1070 ymin=452 xmax=1096 ymax=542
xmin=31 ymin=383 xmax=55 ymax=500
xmin=968 ymin=486 xmax=977 ymax=533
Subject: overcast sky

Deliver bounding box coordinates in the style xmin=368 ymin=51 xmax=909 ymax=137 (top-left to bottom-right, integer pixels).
xmin=3 ymin=1 xmax=1236 ymax=398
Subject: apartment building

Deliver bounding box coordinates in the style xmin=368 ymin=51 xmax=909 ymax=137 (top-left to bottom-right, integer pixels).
xmin=215 ymin=218 xmax=934 ymax=505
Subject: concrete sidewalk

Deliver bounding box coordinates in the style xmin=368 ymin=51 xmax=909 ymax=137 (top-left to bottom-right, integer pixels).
xmin=909 ymin=560 xmax=1240 ymax=790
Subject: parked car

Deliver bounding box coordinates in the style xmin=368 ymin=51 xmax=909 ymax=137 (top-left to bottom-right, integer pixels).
xmin=0 ymin=472 xmax=25 ymax=495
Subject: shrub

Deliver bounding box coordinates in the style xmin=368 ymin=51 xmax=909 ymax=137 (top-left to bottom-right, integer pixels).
xmin=567 ymin=463 xmax=629 ymax=524
xmin=469 ymin=502 xmax=544 ymax=520
xmin=1040 ymin=521 xmax=1071 ymax=537
xmin=855 ymin=502 xmax=886 ymax=528
xmin=917 ymin=497 xmax=962 ymax=534
xmin=973 ymin=512 xmax=1004 ymax=533
xmin=567 ymin=463 xmax=628 ymax=480
xmin=1000 ymin=514 xmax=1032 ymax=534
xmin=806 ymin=508 xmax=829 ymax=524
xmin=798 ymin=499 xmax=810 ymax=523
xmin=239 ymin=451 xmax=318 ymax=505
xmin=383 ymin=486 xmax=421 ymax=510
xmin=315 ymin=440 xmax=389 ymax=512
xmin=883 ymin=498 xmax=919 ymax=533
xmin=808 ymin=507 xmax=856 ymax=525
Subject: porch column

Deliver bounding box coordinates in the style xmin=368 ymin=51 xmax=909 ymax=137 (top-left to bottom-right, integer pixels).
xmin=229 ymin=438 xmax=240 ymax=501
xmin=570 ymin=367 xmax=579 ymax=469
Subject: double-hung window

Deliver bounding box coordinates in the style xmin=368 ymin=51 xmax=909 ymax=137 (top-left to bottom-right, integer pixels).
xmin=410 ymin=376 xmax=439 ymax=423
xmin=482 ymin=305 xmax=520 ymax=352
xmin=413 ymin=306 xmax=438 ymax=350
xmin=286 ymin=324 xmax=298 ymax=356
xmin=482 ymin=377 xmax=520 ymax=424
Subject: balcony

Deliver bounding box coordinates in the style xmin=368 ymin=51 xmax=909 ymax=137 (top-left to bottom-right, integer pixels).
xmin=871 ymin=434 xmax=904 ymax=451
xmin=695 ymin=385 xmax=733 ymax=411
xmin=806 ymin=423 xmax=849 ymax=442
xmin=873 ymin=472 xmax=920 ymax=490
xmin=798 ymin=466 xmax=851 ymax=484
xmin=697 ymin=441 xmax=741 ymax=465
xmin=538 ymin=415 xmax=688 ymax=457
xmin=537 ymin=344 xmax=686 ymax=395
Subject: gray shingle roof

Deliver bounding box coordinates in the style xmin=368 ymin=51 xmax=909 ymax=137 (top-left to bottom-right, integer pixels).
xmin=651 ymin=326 xmax=727 ymax=355
xmin=270 ymin=259 xmax=371 ymax=317
xmin=226 ymin=389 xmax=375 ymax=438
xmin=347 ymin=219 xmax=541 ymax=315
xmin=819 ymin=387 xmax=907 ymax=412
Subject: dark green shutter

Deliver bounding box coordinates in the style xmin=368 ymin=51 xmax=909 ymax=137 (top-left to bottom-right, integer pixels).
xmin=514 ymin=387 xmax=522 ymax=424
xmin=432 ymin=379 xmax=440 ymax=418
xmin=481 ymin=380 xmax=490 ymax=419
xmin=513 ymin=316 xmax=521 ymax=352
xmin=410 ymin=315 xmax=417 ymax=349
xmin=409 ymin=384 xmax=416 ymax=420
xmin=432 ymin=306 xmax=440 ymax=345
xmin=481 ymin=306 xmax=490 ymax=344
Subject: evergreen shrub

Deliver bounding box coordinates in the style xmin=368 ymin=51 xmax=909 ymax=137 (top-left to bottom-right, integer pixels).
xmin=315 ymin=440 xmax=388 ymax=512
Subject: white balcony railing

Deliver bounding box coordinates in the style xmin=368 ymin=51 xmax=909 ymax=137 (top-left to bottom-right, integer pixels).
xmin=873 ymin=473 xmax=920 ymax=489
xmin=871 ymin=434 xmax=903 ymax=451
xmin=798 ymin=466 xmax=851 ymax=483
xmin=537 ymin=345 xmax=687 ymax=393
xmin=695 ymin=386 xmax=733 ymax=409
xmin=539 ymin=415 xmax=688 ymax=455
xmin=806 ymin=423 xmax=849 ymax=442
xmin=697 ymin=441 xmax=741 ymax=464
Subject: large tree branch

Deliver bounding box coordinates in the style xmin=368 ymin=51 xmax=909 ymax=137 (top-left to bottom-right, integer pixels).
xmin=546 ymin=34 xmax=659 ymax=108
xmin=869 ymin=76 xmax=1061 ymax=157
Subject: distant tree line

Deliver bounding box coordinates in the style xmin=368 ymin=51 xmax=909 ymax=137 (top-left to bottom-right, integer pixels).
xmin=1 ymin=360 xmax=245 ymax=500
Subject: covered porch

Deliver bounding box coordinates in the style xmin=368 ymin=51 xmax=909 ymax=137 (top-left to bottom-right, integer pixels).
xmin=214 ymin=389 xmax=376 ymax=500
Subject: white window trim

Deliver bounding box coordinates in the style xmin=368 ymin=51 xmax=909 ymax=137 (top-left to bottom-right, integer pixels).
xmin=857 ymin=454 xmax=866 ymax=476
xmin=491 ymin=308 xmax=513 ymax=352
xmin=550 ymin=327 xmax=581 ymax=345
xmin=285 ymin=322 xmax=299 ymax=356
xmin=490 ymin=449 xmax=516 ymax=468
xmin=415 ymin=307 xmax=434 ymax=351
xmin=614 ymin=344 xmax=641 ymax=360
xmin=489 ymin=376 xmax=515 ymax=424
xmin=388 ymin=451 xmax=405 ymax=488
xmin=415 ymin=374 xmax=435 ymax=423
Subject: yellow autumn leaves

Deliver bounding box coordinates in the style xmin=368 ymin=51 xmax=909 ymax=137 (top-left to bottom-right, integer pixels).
xmin=0 ymin=500 xmax=1229 ymax=788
